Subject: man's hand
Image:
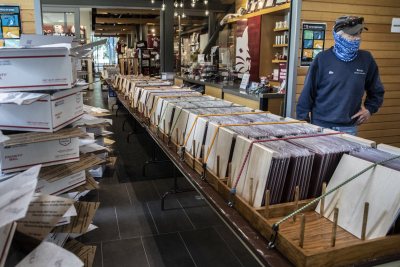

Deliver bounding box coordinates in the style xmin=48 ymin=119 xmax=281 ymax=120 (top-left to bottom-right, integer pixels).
xmin=351 ymin=106 xmax=371 ymax=125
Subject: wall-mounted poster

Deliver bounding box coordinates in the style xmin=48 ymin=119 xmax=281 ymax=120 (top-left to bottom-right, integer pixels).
xmin=0 ymin=6 xmax=21 ymax=47
xmin=235 ymin=16 xmax=261 ymax=81
xmin=300 ymin=23 xmax=326 ymax=66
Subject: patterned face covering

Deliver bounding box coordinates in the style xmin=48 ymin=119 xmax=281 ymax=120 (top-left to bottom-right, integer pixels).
xmin=333 ymin=30 xmax=361 ymax=62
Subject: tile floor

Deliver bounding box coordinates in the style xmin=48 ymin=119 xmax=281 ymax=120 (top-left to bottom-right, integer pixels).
xmin=79 ymin=86 xmax=263 ymax=267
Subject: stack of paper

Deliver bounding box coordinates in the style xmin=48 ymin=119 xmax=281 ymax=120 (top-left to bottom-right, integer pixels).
xmin=0 ymin=166 xmax=41 ymax=266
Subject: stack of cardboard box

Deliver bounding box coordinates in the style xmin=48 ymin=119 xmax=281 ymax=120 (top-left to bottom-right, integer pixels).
xmin=0 ymin=38 xmax=110 ymax=267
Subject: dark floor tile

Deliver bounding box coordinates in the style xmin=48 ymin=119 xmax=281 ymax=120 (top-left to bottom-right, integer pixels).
xmin=214 ymin=225 xmax=262 ymax=267
xmin=126 ymin=181 xmax=160 ymax=203
xmin=142 ymin=233 xmax=195 ymax=267
xmin=98 ymin=183 xmax=131 ymax=208
xmin=147 ymin=199 xmax=194 ymax=234
xmin=116 ymin=203 xmax=158 ymax=238
xmin=80 ymin=206 xmax=120 ymax=243
xmin=151 ymin=177 xmax=194 ymax=199
xmin=181 ymin=205 xmax=223 ymax=229
xmin=100 ymin=166 xmax=120 ymax=185
xmin=180 ymin=228 xmax=243 ymax=267
xmin=102 ymin=238 xmax=149 ymax=267
xmin=177 ymin=192 xmax=207 ymax=208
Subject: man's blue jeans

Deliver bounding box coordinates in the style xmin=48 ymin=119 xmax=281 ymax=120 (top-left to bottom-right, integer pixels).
xmin=331 ymin=126 xmax=358 ymax=136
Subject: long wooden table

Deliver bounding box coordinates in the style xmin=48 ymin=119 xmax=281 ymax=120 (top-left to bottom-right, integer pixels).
xmin=108 ymin=80 xmax=400 ymax=267
xmin=108 ymin=82 xmax=291 ymax=267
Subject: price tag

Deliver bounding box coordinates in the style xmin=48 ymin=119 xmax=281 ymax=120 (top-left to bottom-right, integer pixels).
xmin=240 ymin=73 xmax=250 ymax=90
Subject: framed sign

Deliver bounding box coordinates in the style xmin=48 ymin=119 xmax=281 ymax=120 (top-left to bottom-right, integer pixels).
xmin=0 ymin=6 xmax=21 ymax=47
xmin=300 ymin=23 xmax=326 ymax=66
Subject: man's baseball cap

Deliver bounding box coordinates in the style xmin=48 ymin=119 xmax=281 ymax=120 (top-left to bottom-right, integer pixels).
xmin=334 ymin=16 xmax=368 ymax=35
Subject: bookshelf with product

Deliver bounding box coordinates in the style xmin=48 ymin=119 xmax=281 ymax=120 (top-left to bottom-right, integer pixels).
xmin=225 ymin=1 xmax=290 ymax=88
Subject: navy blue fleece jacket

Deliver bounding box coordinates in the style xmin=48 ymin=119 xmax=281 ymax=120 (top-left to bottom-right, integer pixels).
xmin=296 ymin=47 xmax=384 ymax=128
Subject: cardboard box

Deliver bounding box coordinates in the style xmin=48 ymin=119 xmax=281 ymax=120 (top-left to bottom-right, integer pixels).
xmin=0 ymin=128 xmax=85 ymax=173
xmin=0 ymin=87 xmax=84 ymax=132
xmin=36 ymin=154 xmax=105 ymax=195
xmin=0 ymin=47 xmax=76 ymax=92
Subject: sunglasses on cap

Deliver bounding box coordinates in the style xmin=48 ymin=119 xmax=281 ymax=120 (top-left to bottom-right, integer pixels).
xmin=334 ymin=16 xmax=368 ymax=35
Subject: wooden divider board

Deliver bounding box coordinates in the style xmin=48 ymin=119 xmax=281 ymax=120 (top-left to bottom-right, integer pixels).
xmin=148 ymin=92 xmax=203 ymax=118
xmin=152 ymin=96 xmax=217 ymax=127
xmin=207 ymin=126 xmax=238 ymax=178
xmin=133 ymin=86 xmax=142 ymax=108
xmin=159 ymin=102 xmax=199 ymax=135
xmin=317 ymin=154 xmax=400 ymax=240
xmin=183 ymin=106 xmax=253 ymax=155
xmin=231 ymin=135 xmax=254 ymax=198
xmin=205 ymin=114 xmax=298 ymax=180
xmin=144 ymin=88 xmax=187 ymax=114
xmin=203 ymin=113 xmax=280 ymax=176
xmin=139 ymin=89 xmax=192 ymax=114
xmin=171 ymin=107 xmax=192 ymax=144
xmin=242 ymin=143 xmax=276 ymax=207
xmin=377 ymin=144 xmax=400 ymax=155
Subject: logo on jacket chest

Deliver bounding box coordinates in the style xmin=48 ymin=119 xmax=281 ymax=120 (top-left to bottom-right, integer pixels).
xmin=354 ymin=68 xmax=366 ymax=75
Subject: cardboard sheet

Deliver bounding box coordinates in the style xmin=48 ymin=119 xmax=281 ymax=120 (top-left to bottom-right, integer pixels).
xmin=3 ymin=128 xmax=85 ymax=147
xmin=0 ymin=165 xmax=41 ymax=228
xmin=17 ymin=194 xmax=75 ymax=240
xmin=15 ymin=242 xmax=83 ymax=267
xmin=64 ymin=239 xmax=96 ymax=267
xmin=53 ymin=201 xmax=100 ymax=234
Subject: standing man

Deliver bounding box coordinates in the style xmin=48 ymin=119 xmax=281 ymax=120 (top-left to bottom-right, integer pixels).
xmin=296 ymin=16 xmax=384 ymax=135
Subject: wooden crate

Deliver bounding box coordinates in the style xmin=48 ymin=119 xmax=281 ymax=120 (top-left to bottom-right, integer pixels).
xmin=203 ymin=169 xmax=400 ymax=267
xmin=151 ymin=125 xmax=400 ymax=266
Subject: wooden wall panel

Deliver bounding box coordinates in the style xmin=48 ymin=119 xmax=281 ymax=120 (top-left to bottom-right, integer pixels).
xmin=296 ymin=0 xmax=400 ymax=146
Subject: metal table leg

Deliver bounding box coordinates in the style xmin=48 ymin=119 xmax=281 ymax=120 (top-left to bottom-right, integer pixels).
xmin=142 ymin=141 xmax=172 ymax=177
xmin=161 ymin=169 xmax=195 ymax=210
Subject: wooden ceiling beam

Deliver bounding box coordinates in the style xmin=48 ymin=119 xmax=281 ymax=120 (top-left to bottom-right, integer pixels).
xmin=96 ymin=8 xmax=160 ymax=15
xmin=94 ymin=30 xmax=133 ymax=34
xmin=96 ymin=17 xmax=158 ymax=24
xmin=95 ymin=25 xmax=136 ymax=31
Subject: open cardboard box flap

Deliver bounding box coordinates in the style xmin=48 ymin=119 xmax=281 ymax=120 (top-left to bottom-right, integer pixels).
xmin=39 ymin=154 xmax=105 ymax=182
xmin=0 ymin=86 xmax=84 ymax=105
xmin=3 ymin=128 xmax=86 ymax=147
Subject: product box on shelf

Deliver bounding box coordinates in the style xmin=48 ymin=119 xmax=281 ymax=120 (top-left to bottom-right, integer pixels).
xmin=0 ymin=128 xmax=85 ymax=173
xmin=0 ymin=86 xmax=84 ymax=132
xmin=0 ymin=46 xmax=77 ymax=92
